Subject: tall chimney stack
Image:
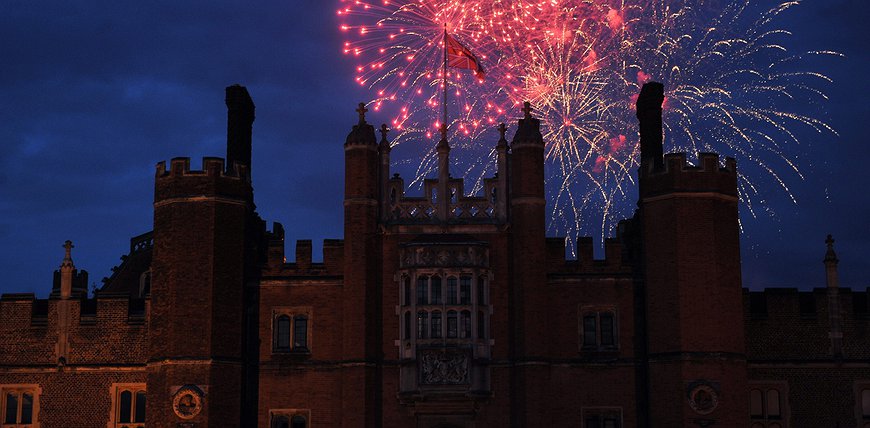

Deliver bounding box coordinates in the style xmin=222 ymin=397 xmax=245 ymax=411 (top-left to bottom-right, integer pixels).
xmin=636 ymin=82 xmax=664 ymax=172
xmin=225 ymin=84 xmax=255 ymax=171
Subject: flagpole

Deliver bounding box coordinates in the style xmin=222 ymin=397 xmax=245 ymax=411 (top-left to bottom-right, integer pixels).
xmin=442 ymin=23 xmax=448 ymax=138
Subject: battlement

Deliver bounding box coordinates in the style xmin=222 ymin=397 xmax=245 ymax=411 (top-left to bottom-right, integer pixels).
xmin=154 ymin=157 xmax=253 ymax=202
xmin=640 ymin=152 xmax=738 ymax=198
xmin=263 ymin=222 xmax=344 ymax=276
xmin=0 ymin=293 xmax=149 ymax=366
xmin=156 ymin=156 xmax=250 ymax=181
xmin=744 ymin=287 xmax=870 ymax=320
xmin=545 ymin=236 xmax=633 ymax=274
xmin=383 ymin=174 xmax=502 ymax=224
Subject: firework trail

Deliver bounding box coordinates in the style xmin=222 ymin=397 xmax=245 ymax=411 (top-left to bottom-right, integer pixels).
xmin=337 ymin=0 xmax=838 ymax=253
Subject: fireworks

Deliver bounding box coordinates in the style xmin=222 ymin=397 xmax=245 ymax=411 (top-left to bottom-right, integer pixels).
xmin=337 ymin=0 xmax=838 ymax=253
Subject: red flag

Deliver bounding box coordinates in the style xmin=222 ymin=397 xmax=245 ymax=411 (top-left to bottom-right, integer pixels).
xmin=445 ymin=33 xmax=485 ymax=80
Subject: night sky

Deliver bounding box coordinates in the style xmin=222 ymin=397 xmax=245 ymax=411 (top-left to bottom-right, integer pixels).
xmin=1 ymin=1 xmax=868 ymax=296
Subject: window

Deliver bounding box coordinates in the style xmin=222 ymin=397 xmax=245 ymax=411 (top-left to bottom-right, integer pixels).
xmin=431 ymin=311 xmax=442 ymax=338
xmin=1 ymin=386 xmax=38 ymax=428
xmin=461 ymin=310 xmax=471 ymax=339
xmin=580 ymin=309 xmax=618 ymax=350
xmin=749 ymin=385 xmax=787 ymax=427
xmin=110 ymin=384 xmax=144 ymax=428
xmin=477 ymin=276 xmax=486 ymax=304
xmin=275 ymin=315 xmax=291 ymax=352
xmin=858 ymin=384 xmax=870 ymax=427
xmin=583 ymin=408 xmax=622 ymax=428
xmin=447 ymin=277 xmax=458 ymax=304
xmin=403 ymin=277 xmax=411 ymax=306
xmin=404 ymin=311 xmax=411 ymax=340
xmin=270 ymin=410 xmax=309 ymax=428
xmin=477 ymin=310 xmax=486 ymax=339
xmin=417 ymin=276 xmax=429 ymax=305
xmin=431 ymin=276 xmax=442 ymax=304
xmin=460 ymin=276 xmax=471 ymax=304
xmin=447 ymin=311 xmax=458 ymax=338
xmin=417 ymin=311 xmax=428 ymax=339
xmin=272 ymin=308 xmax=312 ymax=353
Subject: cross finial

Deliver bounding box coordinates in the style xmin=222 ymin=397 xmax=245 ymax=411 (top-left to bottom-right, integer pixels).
xmin=380 ymin=124 xmax=389 ymax=140
xmin=522 ymin=101 xmax=533 ymax=119
xmin=63 ymin=240 xmax=74 ymax=259
xmin=356 ymin=102 xmax=368 ymax=125
xmin=498 ymin=123 xmax=507 ymax=139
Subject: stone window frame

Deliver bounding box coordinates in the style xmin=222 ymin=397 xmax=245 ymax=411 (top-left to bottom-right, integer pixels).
xmin=269 ymin=408 xmax=311 ymax=428
xmin=581 ymin=406 xmax=623 ymax=428
xmin=854 ymin=380 xmax=870 ymax=427
xmin=399 ymin=271 xmax=490 ymax=346
xmin=0 ymin=384 xmax=41 ymax=428
xmin=107 ymin=383 xmax=146 ymax=428
xmin=749 ymin=381 xmax=789 ymax=427
xmin=272 ymin=307 xmax=313 ymax=354
xmin=578 ymin=305 xmax=619 ymax=352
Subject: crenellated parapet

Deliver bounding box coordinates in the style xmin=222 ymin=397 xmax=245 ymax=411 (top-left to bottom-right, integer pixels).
xmin=154 ymin=156 xmax=252 ymax=203
xmin=640 ymin=152 xmax=738 ymax=199
xmin=0 ymin=293 xmax=149 ymax=366
xmin=545 ymin=236 xmax=634 ymax=275
xmin=263 ymin=222 xmax=344 ymax=277
xmin=383 ymin=174 xmax=502 ymax=224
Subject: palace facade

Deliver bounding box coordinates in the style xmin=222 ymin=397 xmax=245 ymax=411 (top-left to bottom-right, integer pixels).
xmin=0 ymin=83 xmax=868 ymax=427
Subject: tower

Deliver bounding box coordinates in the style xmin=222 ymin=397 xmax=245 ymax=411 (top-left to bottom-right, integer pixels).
xmin=637 ymin=82 xmax=748 ymax=425
xmin=342 ymin=103 xmax=382 ymax=426
xmin=507 ymin=102 xmax=548 ymax=426
xmin=146 ymin=85 xmax=257 ymax=427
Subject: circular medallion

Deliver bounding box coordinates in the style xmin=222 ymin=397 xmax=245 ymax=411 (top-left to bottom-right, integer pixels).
xmin=688 ymin=384 xmax=719 ymax=415
xmin=172 ymin=385 xmax=203 ymax=419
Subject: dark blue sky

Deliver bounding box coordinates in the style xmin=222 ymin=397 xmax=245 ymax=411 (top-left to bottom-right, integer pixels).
xmin=1 ymin=1 xmax=867 ymax=296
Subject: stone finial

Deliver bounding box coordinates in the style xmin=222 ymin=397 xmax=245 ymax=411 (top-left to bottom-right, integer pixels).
xmin=380 ymin=124 xmax=389 ymax=141
xmin=522 ymin=101 xmax=533 ymax=119
xmin=498 ymin=123 xmax=506 ymax=139
xmin=62 ymin=240 xmax=74 ymax=267
xmin=440 ymin=122 xmax=448 ymax=140
xmin=824 ymin=234 xmax=838 ymax=264
xmin=356 ymin=102 xmax=368 ymax=125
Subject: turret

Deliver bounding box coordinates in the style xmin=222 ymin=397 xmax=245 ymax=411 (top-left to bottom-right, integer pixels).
xmin=507 ymin=101 xmax=548 ymax=425
xmin=636 ymin=82 xmax=747 ymax=426
xmin=146 ymin=86 xmax=258 ymax=427
xmin=342 ymin=103 xmax=381 ymax=425
xmin=495 ymin=123 xmax=509 ymax=222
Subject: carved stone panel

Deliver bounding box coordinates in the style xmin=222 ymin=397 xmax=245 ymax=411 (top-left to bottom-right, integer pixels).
xmin=419 ymin=349 xmax=470 ymax=385
xmin=400 ymin=245 xmax=489 ymax=268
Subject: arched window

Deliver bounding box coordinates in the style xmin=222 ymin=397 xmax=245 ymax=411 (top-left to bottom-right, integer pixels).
xmin=447 ymin=311 xmax=458 ymax=338
xmin=119 ymin=390 xmax=132 ymax=423
xmin=291 ymin=415 xmax=307 ymax=428
xmin=460 ymin=276 xmax=471 ymax=304
xmin=417 ymin=311 xmax=428 ymax=339
xmin=110 ymin=384 xmax=145 ymax=428
xmin=766 ymin=389 xmax=780 ymax=418
xmin=431 ymin=276 xmax=442 ymax=304
xmin=461 ymin=311 xmax=471 ymax=339
xmin=417 ymin=276 xmax=429 ymax=305
xmin=293 ymin=315 xmax=308 ymax=349
xmin=750 ymin=389 xmax=764 ymax=418
xmin=446 ymin=277 xmax=458 ymax=304
xmin=403 ymin=277 xmax=411 ymax=306
xmin=272 ymin=415 xmax=289 ymax=428
xmin=862 ymin=389 xmax=870 ymax=418
xmin=275 ymin=315 xmax=291 ymax=352
xmin=431 ymin=311 xmax=442 ymax=338
xmin=404 ymin=311 xmax=411 ymax=340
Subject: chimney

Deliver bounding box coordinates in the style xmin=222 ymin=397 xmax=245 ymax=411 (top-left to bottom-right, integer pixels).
xmin=225 ymin=84 xmax=255 ymax=171
xmin=636 ymin=81 xmax=664 ymax=172
xmin=824 ymin=234 xmax=843 ymax=357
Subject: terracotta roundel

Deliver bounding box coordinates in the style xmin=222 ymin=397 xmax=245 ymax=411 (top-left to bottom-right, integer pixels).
xmin=688 ymin=384 xmax=719 ymax=415
xmin=172 ymin=385 xmax=204 ymax=420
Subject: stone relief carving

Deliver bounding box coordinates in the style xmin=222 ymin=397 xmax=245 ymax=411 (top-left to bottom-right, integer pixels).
xmin=419 ymin=349 xmax=469 ymax=385
xmin=400 ymin=246 xmax=488 ymax=268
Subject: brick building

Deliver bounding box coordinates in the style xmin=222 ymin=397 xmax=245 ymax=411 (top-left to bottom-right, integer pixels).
xmin=0 ymin=83 xmax=868 ymax=427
